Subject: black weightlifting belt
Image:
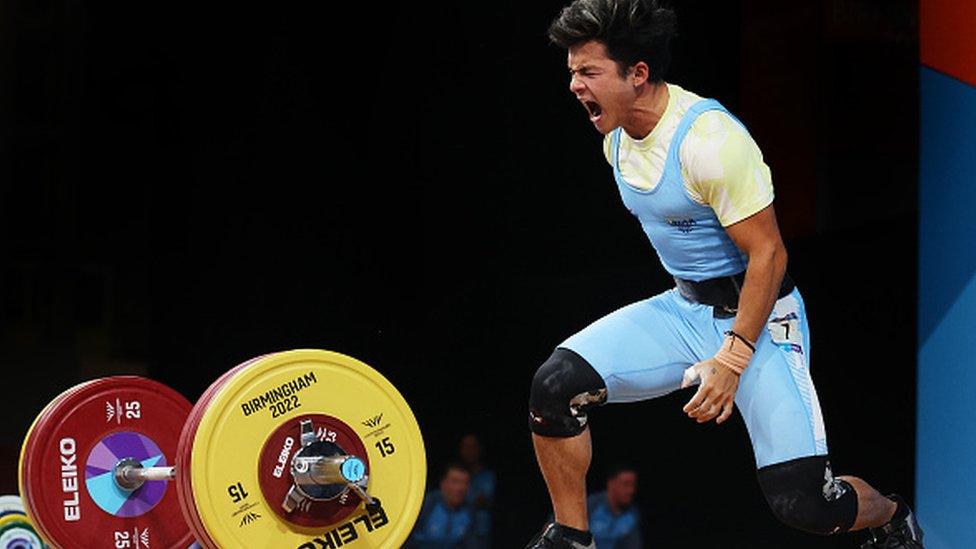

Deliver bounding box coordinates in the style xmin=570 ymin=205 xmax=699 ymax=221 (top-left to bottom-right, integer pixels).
xmin=674 ymin=271 xmax=795 ymax=318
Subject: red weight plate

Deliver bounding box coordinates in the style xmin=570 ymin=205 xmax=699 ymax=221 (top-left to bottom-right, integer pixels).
xmin=257 ymin=414 xmax=370 ymax=528
xmin=176 ymin=373 xmax=237 ymax=549
xmin=177 ymin=357 xmax=263 ymax=548
xmin=176 ymin=355 xmax=270 ymax=549
xmin=21 ymin=377 xmax=193 ymax=549
xmin=24 ymin=378 xmax=190 ymax=547
xmin=20 ymin=379 xmax=101 ymax=545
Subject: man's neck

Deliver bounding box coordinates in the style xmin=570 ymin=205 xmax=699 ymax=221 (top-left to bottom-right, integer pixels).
xmin=622 ymin=81 xmax=669 ymax=140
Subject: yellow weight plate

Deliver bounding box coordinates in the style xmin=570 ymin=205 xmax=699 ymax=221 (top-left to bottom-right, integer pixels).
xmin=18 ymin=392 xmax=60 ymax=546
xmin=188 ymin=349 xmax=426 ymax=548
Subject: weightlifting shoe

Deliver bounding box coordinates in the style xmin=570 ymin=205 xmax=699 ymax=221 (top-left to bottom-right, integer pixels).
xmin=525 ymin=523 xmax=596 ymax=549
xmin=860 ymin=495 xmax=924 ymax=549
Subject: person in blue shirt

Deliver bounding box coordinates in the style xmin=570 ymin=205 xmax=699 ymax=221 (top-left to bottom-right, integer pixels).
xmin=459 ymin=434 xmax=496 ymax=549
xmin=407 ymin=463 xmax=478 ymax=548
xmin=587 ymin=466 xmax=642 ymax=549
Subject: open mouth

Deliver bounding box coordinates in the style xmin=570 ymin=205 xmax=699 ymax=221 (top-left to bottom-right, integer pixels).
xmin=584 ymin=100 xmax=603 ymax=120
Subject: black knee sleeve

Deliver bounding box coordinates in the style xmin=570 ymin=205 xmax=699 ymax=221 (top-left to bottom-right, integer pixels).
xmin=757 ymin=455 xmax=858 ymax=535
xmin=528 ymin=348 xmax=607 ymax=437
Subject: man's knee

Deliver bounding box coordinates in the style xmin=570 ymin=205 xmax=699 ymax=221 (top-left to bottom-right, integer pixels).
xmin=528 ymin=348 xmax=607 ymax=437
xmin=757 ymin=455 xmax=858 ymax=535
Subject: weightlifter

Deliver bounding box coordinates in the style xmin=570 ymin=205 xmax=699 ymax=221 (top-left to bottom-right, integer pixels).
xmin=525 ymin=1 xmax=923 ymax=547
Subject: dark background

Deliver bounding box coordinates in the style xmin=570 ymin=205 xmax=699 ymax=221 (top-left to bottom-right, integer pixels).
xmin=0 ymin=0 xmax=918 ymax=547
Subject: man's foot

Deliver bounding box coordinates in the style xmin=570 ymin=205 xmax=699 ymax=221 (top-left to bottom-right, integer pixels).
xmin=525 ymin=523 xmax=596 ymax=549
xmin=860 ymin=495 xmax=924 ymax=548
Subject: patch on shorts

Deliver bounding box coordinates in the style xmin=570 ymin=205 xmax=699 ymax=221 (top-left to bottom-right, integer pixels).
xmin=767 ymin=312 xmax=803 ymax=354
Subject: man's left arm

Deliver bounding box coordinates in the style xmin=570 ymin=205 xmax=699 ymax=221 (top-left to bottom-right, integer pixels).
xmin=677 ymin=117 xmax=786 ymax=425
xmin=682 ymin=205 xmax=787 ymax=424
xmin=725 ymin=205 xmax=788 ymax=343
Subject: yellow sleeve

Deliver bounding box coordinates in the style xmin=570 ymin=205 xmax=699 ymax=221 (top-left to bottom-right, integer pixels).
xmin=681 ymin=112 xmax=774 ymax=227
xmin=602 ymin=133 xmax=613 ymax=166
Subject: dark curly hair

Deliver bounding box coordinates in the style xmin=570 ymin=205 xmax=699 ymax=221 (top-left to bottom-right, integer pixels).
xmin=548 ymin=0 xmax=677 ymax=81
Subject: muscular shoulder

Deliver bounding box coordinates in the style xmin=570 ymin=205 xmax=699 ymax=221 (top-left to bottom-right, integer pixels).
xmin=679 ymin=111 xmax=774 ymax=226
xmin=680 ymin=111 xmax=758 ymax=183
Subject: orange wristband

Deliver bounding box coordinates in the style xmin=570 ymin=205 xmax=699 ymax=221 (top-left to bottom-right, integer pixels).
xmin=713 ymin=332 xmax=755 ymax=375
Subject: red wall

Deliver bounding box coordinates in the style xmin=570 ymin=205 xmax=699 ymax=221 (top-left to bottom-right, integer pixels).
xmin=921 ymin=0 xmax=976 ymax=86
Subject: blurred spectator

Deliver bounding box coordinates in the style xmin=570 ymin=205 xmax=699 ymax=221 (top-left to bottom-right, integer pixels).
xmin=458 ymin=433 xmax=495 ymax=548
xmin=587 ymin=466 xmax=642 ymax=548
xmin=406 ymin=463 xmax=477 ymax=548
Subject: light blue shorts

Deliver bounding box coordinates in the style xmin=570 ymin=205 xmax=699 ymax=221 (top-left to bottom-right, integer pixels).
xmin=560 ymin=287 xmax=828 ymax=469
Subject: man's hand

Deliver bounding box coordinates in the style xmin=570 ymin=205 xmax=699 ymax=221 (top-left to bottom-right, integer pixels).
xmin=681 ymin=359 xmax=740 ymax=424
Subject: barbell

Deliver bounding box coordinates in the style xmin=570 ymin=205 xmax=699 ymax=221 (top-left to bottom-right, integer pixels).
xmin=18 ymin=349 xmax=427 ymax=548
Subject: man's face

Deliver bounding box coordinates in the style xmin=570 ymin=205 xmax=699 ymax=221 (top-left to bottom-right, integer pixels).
xmin=607 ymin=470 xmax=638 ymax=508
xmin=567 ymin=41 xmax=637 ymax=134
xmin=440 ymin=468 xmax=471 ymax=509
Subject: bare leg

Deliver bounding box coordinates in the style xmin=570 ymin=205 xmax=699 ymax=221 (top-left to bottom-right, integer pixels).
xmin=532 ymin=428 xmax=591 ymax=530
xmin=838 ymin=475 xmax=898 ymax=531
